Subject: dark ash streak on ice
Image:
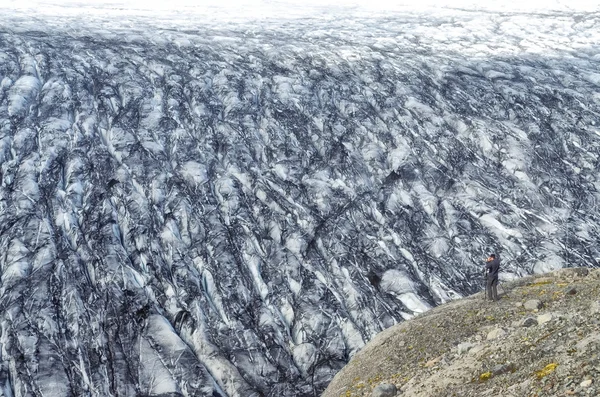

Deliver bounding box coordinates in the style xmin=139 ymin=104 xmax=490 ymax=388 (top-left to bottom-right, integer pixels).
xmin=0 ymin=5 xmax=599 ymax=397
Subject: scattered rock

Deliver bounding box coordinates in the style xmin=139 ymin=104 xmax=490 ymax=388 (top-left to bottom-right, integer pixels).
xmin=437 ymin=320 xmax=449 ymax=328
xmin=556 ymin=268 xmax=589 ymax=278
xmin=534 ymin=277 xmax=554 ymax=284
xmin=372 ymin=383 xmax=398 ymax=397
xmin=322 ymin=268 xmax=600 ymax=397
xmin=487 ymin=328 xmax=506 ymax=340
xmin=457 ymin=342 xmax=475 ymax=354
xmin=521 ymin=317 xmax=537 ymax=327
xmin=537 ymin=313 xmax=553 ymax=325
xmin=565 ymin=286 xmax=577 ymax=295
xmin=524 ymin=299 xmax=542 ymax=311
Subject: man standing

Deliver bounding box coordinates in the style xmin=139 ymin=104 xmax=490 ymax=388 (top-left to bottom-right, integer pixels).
xmin=485 ymin=253 xmax=501 ymax=301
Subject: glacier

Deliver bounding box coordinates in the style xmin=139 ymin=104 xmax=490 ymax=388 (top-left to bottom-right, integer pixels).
xmin=0 ymin=1 xmax=599 ymax=396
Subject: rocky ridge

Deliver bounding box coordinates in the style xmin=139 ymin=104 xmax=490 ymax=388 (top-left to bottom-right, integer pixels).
xmin=323 ymin=267 xmax=600 ymax=397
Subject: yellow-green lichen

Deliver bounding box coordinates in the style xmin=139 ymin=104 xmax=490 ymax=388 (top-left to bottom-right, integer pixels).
xmin=535 ymin=363 xmax=558 ymax=379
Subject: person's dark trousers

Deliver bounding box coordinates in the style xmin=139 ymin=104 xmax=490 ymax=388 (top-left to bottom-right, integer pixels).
xmin=487 ymin=275 xmax=499 ymax=301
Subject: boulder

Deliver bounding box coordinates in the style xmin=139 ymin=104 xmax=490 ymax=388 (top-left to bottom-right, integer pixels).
xmin=521 ymin=317 xmax=537 ymax=327
xmin=468 ymin=344 xmax=485 ymax=355
xmin=591 ymin=301 xmax=600 ymax=315
xmin=372 ymin=383 xmax=398 ymax=397
xmin=457 ymin=342 xmax=475 ymax=354
xmin=492 ymin=362 xmax=516 ymax=376
xmin=524 ymin=299 xmax=542 ymax=311
xmin=537 ymin=313 xmax=553 ymax=325
xmin=487 ymin=328 xmax=507 ymax=340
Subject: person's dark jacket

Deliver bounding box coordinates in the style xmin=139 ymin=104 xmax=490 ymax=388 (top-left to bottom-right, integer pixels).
xmin=486 ymin=256 xmax=501 ymax=280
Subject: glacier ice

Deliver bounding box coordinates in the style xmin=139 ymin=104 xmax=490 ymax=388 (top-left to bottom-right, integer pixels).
xmin=0 ymin=1 xmax=599 ymax=396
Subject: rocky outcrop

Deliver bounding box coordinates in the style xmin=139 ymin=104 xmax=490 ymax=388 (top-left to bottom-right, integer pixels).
xmin=322 ymin=268 xmax=600 ymax=397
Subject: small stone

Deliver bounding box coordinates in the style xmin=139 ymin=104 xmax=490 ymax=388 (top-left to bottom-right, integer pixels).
xmin=487 ymin=328 xmax=507 ymax=340
xmin=515 ymin=302 xmax=523 ymax=308
xmin=524 ymin=299 xmax=542 ymax=311
xmin=591 ymin=302 xmax=600 ymax=315
xmin=556 ymin=268 xmax=587 ymax=278
xmin=521 ymin=317 xmax=537 ymax=327
xmin=372 ymin=383 xmax=398 ymax=397
xmin=537 ymin=313 xmax=553 ymax=325
xmin=457 ymin=342 xmax=475 ymax=354
xmin=580 ymin=379 xmax=592 ymax=388
xmin=565 ymin=286 xmax=577 ymax=295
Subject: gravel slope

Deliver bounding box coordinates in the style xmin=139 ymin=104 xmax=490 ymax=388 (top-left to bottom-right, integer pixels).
xmin=323 ymin=267 xmax=600 ymax=397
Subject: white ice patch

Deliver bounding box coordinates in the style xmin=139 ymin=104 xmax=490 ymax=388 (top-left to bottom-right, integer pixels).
xmin=124 ymin=265 xmax=145 ymax=289
xmin=427 ymin=236 xmax=450 ymax=258
xmin=278 ymin=298 xmax=294 ymax=330
xmin=273 ymin=163 xmax=288 ymax=180
xmin=380 ymin=269 xmax=415 ymax=295
xmin=398 ymin=292 xmax=431 ymax=314
xmin=429 ymin=275 xmax=462 ymax=304
xmin=479 ymin=213 xmax=523 ymax=239
xmin=287 ymin=276 xmax=302 ymax=295
xmin=339 ymin=319 xmax=364 ymax=356
xmin=405 ymin=96 xmax=434 ymax=116
xmin=533 ymin=252 xmax=564 ymax=274
xmin=8 ymin=75 xmax=41 ymax=116
xmin=180 ymin=161 xmax=207 ymax=186
xmin=138 ymin=337 xmax=180 ymax=395
xmin=413 ymin=182 xmax=438 ymax=217
xmin=583 ymin=72 xmax=600 ymax=86
xmin=242 ymin=252 xmax=269 ymax=300
xmin=380 ymin=269 xmax=431 ymax=313
xmin=285 ymin=233 xmax=305 ymax=255
xmin=292 ymin=343 xmax=317 ymax=375
xmin=387 ymin=137 xmax=411 ymax=171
